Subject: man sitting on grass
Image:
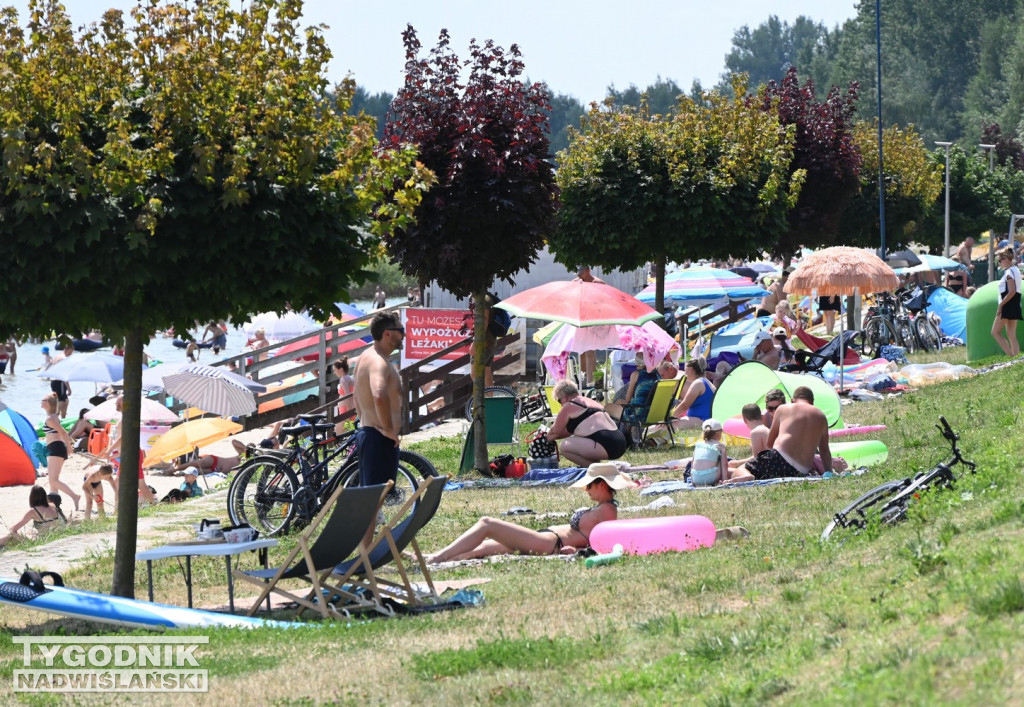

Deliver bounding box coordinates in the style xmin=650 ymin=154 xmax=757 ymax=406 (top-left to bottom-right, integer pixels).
xmin=726 ymin=386 xmax=831 ymax=482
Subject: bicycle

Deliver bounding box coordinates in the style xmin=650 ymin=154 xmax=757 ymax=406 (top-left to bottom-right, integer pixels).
xmin=861 ymin=292 xmax=904 ymax=357
xmin=226 ymin=414 xmax=436 ymax=536
xmin=821 ymin=417 xmax=975 ymax=540
xmin=899 ymin=286 xmax=943 ymax=353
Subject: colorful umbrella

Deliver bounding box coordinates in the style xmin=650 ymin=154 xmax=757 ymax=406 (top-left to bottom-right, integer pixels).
xmin=496 ymin=281 xmax=660 ymax=327
xmin=87 ymin=397 xmax=179 ymax=423
xmin=893 ymin=253 xmax=964 ymax=275
xmin=37 ymin=352 xmax=128 ymax=383
xmin=142 ymin=417 xmax=243 ymax=467
xmin=541 ymin=321 xmax=681 ymax=382
xmin=139 ymin=362 xmax=267 ymax=394
xmin=162 ymin=365 xmax=259 ymax=417
xmin=636 ymin=267 xmax=769 ymax=308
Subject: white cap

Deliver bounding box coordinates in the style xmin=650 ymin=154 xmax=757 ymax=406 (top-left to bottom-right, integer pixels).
xmin=701 ymin=418 xmax=723 ymax=432
xmin=754 ymin=330 xmax=773 ymax=344
xmin=773 ymin=327 xmax=788 ymax=338
xmin=183 ymin=466 xmax=199 ymax=477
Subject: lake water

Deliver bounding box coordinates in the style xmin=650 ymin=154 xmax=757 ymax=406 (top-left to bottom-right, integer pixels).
xmin=0 ymin=299 xmax=388 ymax=427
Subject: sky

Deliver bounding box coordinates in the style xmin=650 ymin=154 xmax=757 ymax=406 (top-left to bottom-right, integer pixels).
xmin=6 ymin=1 xmax=859 ymax=103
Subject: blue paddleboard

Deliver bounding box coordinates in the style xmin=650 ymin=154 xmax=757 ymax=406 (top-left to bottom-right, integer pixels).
xmin=0 ymin=578 xmax=306 ymax=630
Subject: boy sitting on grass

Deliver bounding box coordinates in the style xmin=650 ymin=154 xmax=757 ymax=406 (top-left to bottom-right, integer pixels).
xmin=727 ymin=404 xmax=770 ymax=477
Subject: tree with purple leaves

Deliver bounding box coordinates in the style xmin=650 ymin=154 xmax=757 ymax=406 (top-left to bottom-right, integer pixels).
xmin=381 ymin=26 xmax=558 ymax=472
xmin=756 ymin=67 xmax=862 ymax=260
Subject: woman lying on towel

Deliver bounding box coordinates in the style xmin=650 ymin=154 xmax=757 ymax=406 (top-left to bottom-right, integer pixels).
xmin=424 ymin=464 xmax=630 ymax=564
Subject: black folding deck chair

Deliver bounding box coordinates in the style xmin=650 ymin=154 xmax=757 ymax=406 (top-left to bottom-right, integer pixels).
xmin=232 ymin=482 xmax=392 ymax=619
xmin=328 ymin=475 xmax=448 ymax=608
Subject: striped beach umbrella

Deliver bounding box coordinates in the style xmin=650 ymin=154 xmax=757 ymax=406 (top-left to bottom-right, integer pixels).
xmin=162 ymin=365 xmax=259 ymax=417
xmin=636 ymin=267 xmax=769 ymax=307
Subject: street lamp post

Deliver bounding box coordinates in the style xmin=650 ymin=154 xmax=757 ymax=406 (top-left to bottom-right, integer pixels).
xmin=980 ymin=143 xmax=996 ymax=281
xmin=936 ymin=141 xmax=953 ymax=256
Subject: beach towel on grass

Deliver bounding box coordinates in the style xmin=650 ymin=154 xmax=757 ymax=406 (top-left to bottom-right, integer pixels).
xmin=640 ymin=468 xmax=866 ymax=494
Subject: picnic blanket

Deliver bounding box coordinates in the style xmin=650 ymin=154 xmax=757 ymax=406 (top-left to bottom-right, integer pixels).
xmin=639 ymin=468 xmax=867 ymax=494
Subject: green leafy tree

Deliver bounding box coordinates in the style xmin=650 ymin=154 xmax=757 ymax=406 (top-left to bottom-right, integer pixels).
xmin=724 ymin=15 xmax=832 ymax=92
xmin=543 ymin=88 xmax=587 ymax=159
xmin=918 ymin=144 xmax=1024 ymax=248
xmin=841 ymin=122 xmax=942 ymax=248
xmin=552 ymin=77 xmax=804 ymax=311
xmin=0 ymin=0 xmax=427 ymax=596
xmin=381 ymin=26 xmax=558 ymax=471
xmin=606 ymin=76 xmax=685 ymax=116
xmin=348 ymin=85 xmax=395 ymax=141
xmin=756 ymin=68 xmax=862 ymax=259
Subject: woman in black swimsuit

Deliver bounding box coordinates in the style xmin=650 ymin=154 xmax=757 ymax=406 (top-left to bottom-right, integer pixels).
xmin=945 ymin=257 xmax=968 ymax=296
xmin=424 ymin=463 xmax=629 ymax=564
xmin=0 ymin=486 xmax=65 ymax=547
xmin=41 ymin=393 xmax=81 ymax=511
xmin=546 ymin=380 xmax=627 ymax=465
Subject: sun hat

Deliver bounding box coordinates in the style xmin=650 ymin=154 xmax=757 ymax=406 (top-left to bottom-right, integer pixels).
xmin=41 ymin=346 xmax=49 ymax=354
xmin=570 ymin=462 xmax=633 ymax=490
xmin=772 ymin=327 xmax=787 ymax=338
xmin=701 ymin=418 xmax=723 ymax=432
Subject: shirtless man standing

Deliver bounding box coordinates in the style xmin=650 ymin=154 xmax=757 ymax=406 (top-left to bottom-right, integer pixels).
xmin=353 ymin=311 xmax=405 ymax=489
xmin=727 ymin=386 xmax=831 ymax=482
xmin=956 ymin=237 xmax=975 ymax=285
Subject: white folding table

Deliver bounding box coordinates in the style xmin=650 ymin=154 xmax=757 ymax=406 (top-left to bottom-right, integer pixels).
xmin=136 ymin=538 xmax=277 ymax=612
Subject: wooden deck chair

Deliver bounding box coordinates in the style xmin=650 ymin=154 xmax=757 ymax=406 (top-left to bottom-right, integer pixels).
xmin=328 ymin=475 xmax=448 ymax=609
xmin=619 ymin=378 xmax=681 ymax=448
xmin=233 ymin=482 xmax=392 ymax=619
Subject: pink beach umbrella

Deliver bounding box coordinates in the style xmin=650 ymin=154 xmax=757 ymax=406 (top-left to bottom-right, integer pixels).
xmin=541 ymin=321 xmax=681 ymax=382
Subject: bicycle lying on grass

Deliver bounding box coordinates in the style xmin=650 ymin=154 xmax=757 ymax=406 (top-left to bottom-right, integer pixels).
xmin=821 ymin=417 xmax=975 ymax=541
xmin=226 ymin=414 xmax=436 ymax=536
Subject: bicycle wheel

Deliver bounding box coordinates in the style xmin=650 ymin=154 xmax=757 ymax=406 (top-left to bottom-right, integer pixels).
xmin=914 ymin=316 xmax=942 ymax=352
xmin=821 ymin=479 xmax=908 ymax=540
xmin=334 ymin=449 xmax=438 ymax=529
xmin=464 ymin=386 xmax=518 ymax=422
xmin=227 ymin=456 xmax=300 ymax=536
xmin=894 ymin=316 xmax=915 ymax=353
xmin=862 ymin=317 xmax=898 ymax=357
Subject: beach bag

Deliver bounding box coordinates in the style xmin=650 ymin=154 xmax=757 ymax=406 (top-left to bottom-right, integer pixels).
xmin=526 ymin=428 xmax=558 ymax=460
xmin=488 ymin=293 xmax=512 ymax=338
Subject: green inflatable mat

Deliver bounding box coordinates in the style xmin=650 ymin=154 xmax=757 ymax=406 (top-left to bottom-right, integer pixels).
xmin=831 ymin=440 xmax=888 ymax=467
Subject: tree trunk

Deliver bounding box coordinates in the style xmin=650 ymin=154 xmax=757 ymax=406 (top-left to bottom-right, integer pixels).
xmin=472 ymin=286 xmax=489 ymax=472
xmin=111 ymin=328 xmax=143 ymax=598
xmin=654 ymin=256 xmax=666 ymax=314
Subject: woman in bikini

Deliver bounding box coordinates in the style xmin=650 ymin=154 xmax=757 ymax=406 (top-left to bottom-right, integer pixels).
xmin=546 ymin=380 xmax=627 ymax=465
xmin=41 ymin=393 xmax=81 ymax=511
xmin=424 ymin=463 xmax=629 ymax=564
xmin=0 ymin=486 xmax=66 ymax=547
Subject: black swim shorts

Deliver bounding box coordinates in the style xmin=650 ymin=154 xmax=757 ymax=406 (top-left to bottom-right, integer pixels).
xmin=355 ymin=426 xmax=399 ymax=487
xmin=46 ymin=440 xmax=68 ymax=460
xmin=745 ymin=449 xmax=801 ymax=480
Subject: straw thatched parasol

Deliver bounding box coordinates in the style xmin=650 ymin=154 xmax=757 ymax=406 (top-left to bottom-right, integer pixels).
xmin=785 ymin=247 xmax=898 ymax=297
xmin=784 ymin=247 xmax=899 ymax=391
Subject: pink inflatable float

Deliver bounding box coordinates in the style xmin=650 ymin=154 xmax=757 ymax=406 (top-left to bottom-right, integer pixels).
xmin=590 ymin=515 xmax=717 ymax=555
xmin=722 ymin=415 xmax=885 ymax=440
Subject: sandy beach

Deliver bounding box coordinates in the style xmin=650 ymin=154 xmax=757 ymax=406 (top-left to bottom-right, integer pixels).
xmin=0 ymin=423 xmax=275 ymax=544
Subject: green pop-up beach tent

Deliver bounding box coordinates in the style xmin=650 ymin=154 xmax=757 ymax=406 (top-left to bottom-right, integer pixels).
xmin=710 ymin=361 xmax=843 ymax=429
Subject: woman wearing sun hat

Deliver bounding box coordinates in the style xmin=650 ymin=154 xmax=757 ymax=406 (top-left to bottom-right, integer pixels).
xmin=424 ymin=463 xmax=631 ymax=564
